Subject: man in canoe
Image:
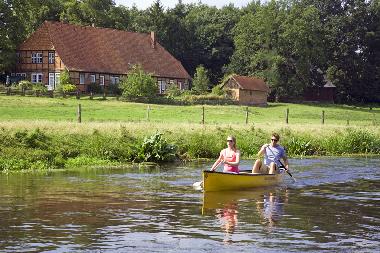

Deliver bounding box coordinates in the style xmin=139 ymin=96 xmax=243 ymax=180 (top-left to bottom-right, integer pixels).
xmin=252 ymin=132 xmax=289 ymax=174
xmin=210 ymin=135 xmax=240 ymax=173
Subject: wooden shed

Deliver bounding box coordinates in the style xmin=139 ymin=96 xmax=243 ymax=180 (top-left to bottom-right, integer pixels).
xmin=304 ymin=80 xmax=336 ymax=103
xmin=221 ymin=75 xmax=270 ymax=106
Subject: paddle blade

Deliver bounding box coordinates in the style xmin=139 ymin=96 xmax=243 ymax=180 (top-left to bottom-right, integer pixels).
xmin=193 ymin=181 xmax=203 ymax=190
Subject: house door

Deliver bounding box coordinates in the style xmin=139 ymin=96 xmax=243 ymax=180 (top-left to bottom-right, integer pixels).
xmin=48 ymin=73 xmax=60 ymax=90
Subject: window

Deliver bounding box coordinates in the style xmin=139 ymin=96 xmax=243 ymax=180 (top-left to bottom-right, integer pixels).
xmin=31 ymin=73 xmax=43 ymax=83
xmin=100 ymin=75 xmax=105 ymax=86
xmin=158 ymin=80 xmax=166 ymax=94
xmin=48 ymin=52 xmax=55 ymax=64
xmin=110 ymin=76 xmax=119 ymax=85
xmin=178 ymin=82 xmax=183 ymax=90
xmin=16 ymin=73 xmax=26 ymax=78
xmin=16 ymin=52 xmax=21 ymax=63
xmin=80 ymin=74 xmax=85 ymax=84
xmin=31 ymin=52 xmax=43 ymax=63
xmin=90 ymin=74 xmax=96 ymax=83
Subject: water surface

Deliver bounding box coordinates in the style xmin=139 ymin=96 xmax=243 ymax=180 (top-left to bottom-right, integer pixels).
xmin=0 ymin=157 xmax=379 ymax=252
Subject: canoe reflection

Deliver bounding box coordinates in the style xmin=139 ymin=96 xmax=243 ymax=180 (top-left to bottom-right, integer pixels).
xmin=202 ymin=188 xmax=289 ymax=241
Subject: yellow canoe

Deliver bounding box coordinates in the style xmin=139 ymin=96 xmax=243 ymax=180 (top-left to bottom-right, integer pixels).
xmin=202 ymin=170 xmax=284 ymax=192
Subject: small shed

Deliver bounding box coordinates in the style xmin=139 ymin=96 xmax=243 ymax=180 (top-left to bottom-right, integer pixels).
xmin=304 ymin=78 xmax=336 ymax=103
xmin=221 ymin=75 xmax=270 ymax=106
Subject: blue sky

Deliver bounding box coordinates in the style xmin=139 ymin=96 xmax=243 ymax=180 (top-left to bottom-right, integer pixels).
xmin=114 ymin=0 xmax=253 ymax=9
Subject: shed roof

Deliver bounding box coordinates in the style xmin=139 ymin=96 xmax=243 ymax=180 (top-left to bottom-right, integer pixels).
xmin=18 ymin=21 xmax=191 ymax=79
xmin=225 ymin=75 xmax=269 ymax=92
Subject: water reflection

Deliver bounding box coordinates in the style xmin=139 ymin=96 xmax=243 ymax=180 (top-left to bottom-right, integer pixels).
xmin=0 ymin=157 xmax=379 ymax=252
xmin=202 ymin=188 xmax=289 ymax=243
xmin=256 ymin=190 xmax=289 ymax=230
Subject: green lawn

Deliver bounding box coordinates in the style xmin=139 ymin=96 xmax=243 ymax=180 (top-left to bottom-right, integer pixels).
xmin=0 ymin=95 xmax=378 ymax=126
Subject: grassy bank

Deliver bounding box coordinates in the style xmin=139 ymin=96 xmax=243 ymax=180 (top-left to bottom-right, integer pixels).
xmin=0 ymin=96 xmax=378 ymax=125
xmin=0 ymin=122 xmax=379 ymax=172
xmin=0 ymin=95 xmax=379 ymax=172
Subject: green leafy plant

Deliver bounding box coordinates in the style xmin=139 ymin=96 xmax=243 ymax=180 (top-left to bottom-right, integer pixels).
xmin=192 ymin=65 xmax=210 ymax=94
xmin=120 ymin=64 xmax=157 ymax=99
xmin=32 ymin=82 xmax=48 ymax=92
xmin=62 ymin=84 xmax=77 ymax=93
xmin=137 ymin=133 xmax=177 ymax=162
xmin=18 ymin=80 xmax=33 ymax=90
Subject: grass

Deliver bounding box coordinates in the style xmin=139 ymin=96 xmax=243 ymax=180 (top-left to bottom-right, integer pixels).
xmin=0 ymin=95 xmax=378 ymax=125
xmin=0 ymin=95 xmax=379 ymax=172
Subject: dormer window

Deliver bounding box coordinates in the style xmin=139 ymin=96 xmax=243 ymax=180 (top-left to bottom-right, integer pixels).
xmin=31 ymin=52 xmax=43 ymax=63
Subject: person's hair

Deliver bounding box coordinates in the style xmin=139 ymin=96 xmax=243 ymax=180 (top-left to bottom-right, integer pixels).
xmin=227 ymin=135 xmax=237 ymax=151
xmin=272 ymin=132 xmax=280 ymax=141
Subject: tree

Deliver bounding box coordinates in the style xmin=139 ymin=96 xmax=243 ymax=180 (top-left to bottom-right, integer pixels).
xmin=120 ymin=64 xmax=157 ymax=99
xmin=192 ymin=65 xmax=210 ymax=94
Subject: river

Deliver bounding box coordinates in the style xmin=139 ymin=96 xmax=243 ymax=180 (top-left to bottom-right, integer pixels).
xmin=0 ymin=157 xmax=379 ymax=252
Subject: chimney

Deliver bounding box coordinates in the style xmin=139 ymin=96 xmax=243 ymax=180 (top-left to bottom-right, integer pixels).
xmin=150 ymin=31 xmax=156 ymax=49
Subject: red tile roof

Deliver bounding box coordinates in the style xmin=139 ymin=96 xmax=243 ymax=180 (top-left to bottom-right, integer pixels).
xmin=232 ymin=75 xmax=269 ymax=92
xmin=18 ymin=21 xmax=191 ymax=79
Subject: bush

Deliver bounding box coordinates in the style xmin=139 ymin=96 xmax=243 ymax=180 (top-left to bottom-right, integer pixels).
xmin=62 ymin=84 xmax=77 ymax=93
xmin=192 ymin=65 xmax=210 ymax=94
xmin=87 ymin=83 xmax=103 ymax=93
xmin=18 ymin=80 xmax=33 ymax=90
xmin=108 ymin=83 xmax=121 ymax=95
xmin=32 ymin=82 xmax=48 ymax=92
xmin=120 ymin=64 xmax=157 ymax=99
xmin=166 ymin=83 xmax=182 ymax=97
xmin=136 ymin=133 xmax=177 ymax=162
xmin=211 ymin=85 xmax=225 ymax=96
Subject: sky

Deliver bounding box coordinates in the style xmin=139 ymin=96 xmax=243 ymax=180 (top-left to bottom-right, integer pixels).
xmin=114 ymin=0 xmax=253 ymax=10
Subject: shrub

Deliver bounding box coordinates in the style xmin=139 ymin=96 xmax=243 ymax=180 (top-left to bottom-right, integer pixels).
xmin=32 ymin=82 xmax=48 ymax=92
xmin=60 ymin=69 xmax=71 ymax=85
xmin=120 ymin=64 xmax=157 ymax=99
xmin=211 ymin=85 xmax=225 ymax=96
xmin=166 ymin=83 xmax=182 ymax=97
xmin=87 ymin=83 xmax=103 ymax=93
xmin=192 ymin=65 xmax=210 ymax=94
xmin=62 ymin=84 xmax=77 ymax=93
xmin=108 ymin=83 xmax=121 ymax=95
xmin=136 ymin=133 xmax=177 ymax=162
xmin=18 ymin=80 xmax=33 ymax=90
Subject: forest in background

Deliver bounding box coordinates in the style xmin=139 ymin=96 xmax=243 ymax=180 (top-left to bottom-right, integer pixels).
xmin=1 ymin=0 xmax=379 ymax=103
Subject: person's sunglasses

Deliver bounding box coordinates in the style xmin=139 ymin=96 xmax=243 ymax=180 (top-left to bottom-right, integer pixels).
xmin=271 ymin=139 xmax=278 ymax=142
xmin=227 ymin=140 xmax=233 ymax=142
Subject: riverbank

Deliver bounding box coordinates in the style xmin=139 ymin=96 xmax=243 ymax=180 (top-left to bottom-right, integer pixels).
xmin=0 ymin=121 xmax=379 ymax=172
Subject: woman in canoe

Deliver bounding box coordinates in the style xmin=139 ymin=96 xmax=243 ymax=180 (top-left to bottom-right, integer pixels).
xmin=210 ymin=136 xmax=240 ymax=173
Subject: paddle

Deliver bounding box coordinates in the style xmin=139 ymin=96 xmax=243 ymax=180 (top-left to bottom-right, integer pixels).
xmin=266 ymin=145 xmax=296 ymax=182
xmin=193 ymin=160 xmax=223 ymax=189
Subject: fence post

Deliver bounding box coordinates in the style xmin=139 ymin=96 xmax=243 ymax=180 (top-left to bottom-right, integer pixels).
xmin=202 ymin=106 xmax=205 ymax=125
xmin=90 ymin=92 xmax=93 ymax=100
xmin=321 ymin=110 xmax=325 ymax=125
xmin=77 ymin=104 xmax=82 ymax=123
xmin=146 ymin=105 xmax=151 ymax=121
xmin=373 ymin=111 xmax=376 ymax=126
xmin=285 ymin=108 xmax=289 ymax=124
xmin=346 ymin=119 xmax=349 ymax=126
xmin=6 ymin=87 xmax=11 ymax=96
xmin=245 ymin=106 xmax=249 ymax=124
xmin=76 ymin=90 xmax=80 ymax=99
